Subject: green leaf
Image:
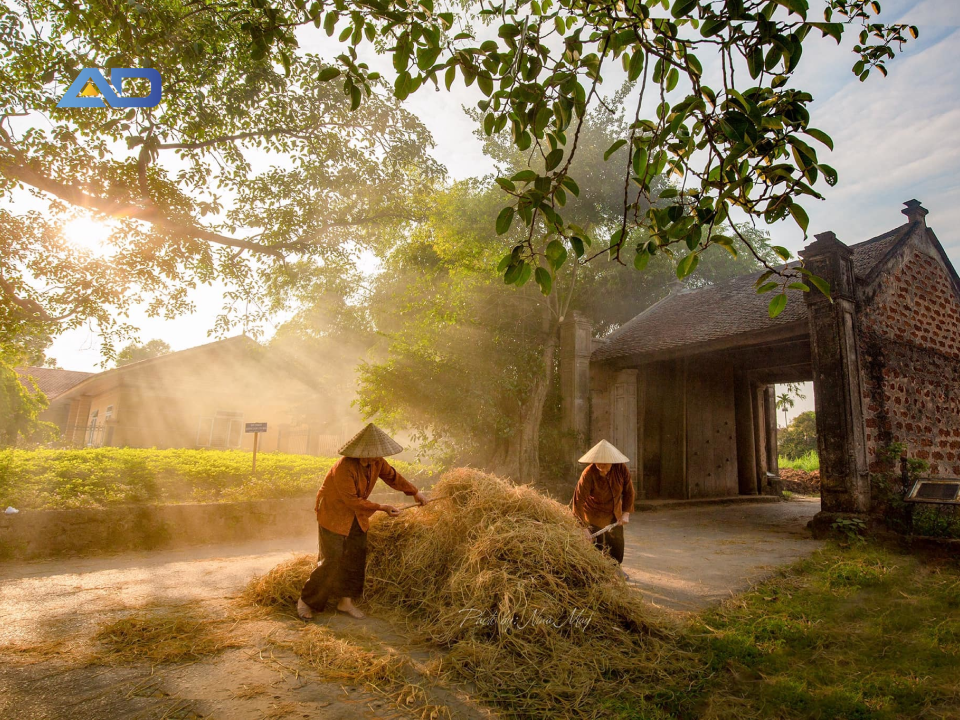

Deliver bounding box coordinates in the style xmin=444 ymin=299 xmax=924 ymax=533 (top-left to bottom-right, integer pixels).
xmin=496 ymin=206 xmax=515 ymax=235
xmin=807 ymin=273 xmax=832 ymax=301
xmin=570 ymin=236 xmax=585 ymax=258
xmin=318 ymin=67 xmax=341 ymax=81
xmin=628 ymin=51 xmax=644 ymax=81
xmin=701 ymin=18 xmax=727 ymax=37
xmin=773 ymin=0 xmax=808 ymax=18
xmin=671 ymin=0 xmax=698 ymax=19
xmin=477 ymin=73 xmax=494 ymax=97
xmin=416 ymin=47 xmax=441 ymax=70
xmin=604 ymin=139 xmax=627 ymax=161
xmin=634 ymin=249 xmax=650 ymax=271
xmin=676 ymin=253 xmax=699 ymax=278
xmin=632 ymin=147 xmax=648 ymax=177
xmin=545 ymin=239 xmax=568 ymax=269
xmin=444 ymin=65 xmax=456 ymax=91
xmin=516 ymin=262 xmax=533 ymax=287
xmin=790 ymin=205 xmax=809 ymax=234
xmin=561 ymin=176 xmax=580 ymax=197
xmin=666 ymin=68 xmax=679 ymax=92
xmin=787 ymin=282 xmax=810 ymax=291
xmin=495 ymin=177 xmax=516 ymax=192
xmin=535 ymin=266 xmax=552 ymax=295
xmin=545 ymin=149 xmax=564 ymax=171
xmin=768 ymin=293 xmax=788 ymax=318
xmin=511 ymin=170 xmax=537 ymax=182
xmin=711 ymin=234 xmax=738 ymax=257
xmin=804 ymin=127 xmax=834 ymax=150
xmin=497 ymin=254 xmax=513 ymax=273
xmin=757 ymin=281 xmax=779 ymax=294
xmin=772 ymin=245 xmax=792 ymax=261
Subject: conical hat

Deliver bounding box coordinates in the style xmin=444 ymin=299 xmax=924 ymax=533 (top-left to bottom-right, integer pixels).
xmin=578 ymin=439 xmax=629 ymax=464
xmin=338 ymin=423 xmax=403 ymax=458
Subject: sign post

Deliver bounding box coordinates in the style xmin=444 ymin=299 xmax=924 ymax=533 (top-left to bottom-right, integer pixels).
xmin=245 ymin=422 xmax=268 ymax=473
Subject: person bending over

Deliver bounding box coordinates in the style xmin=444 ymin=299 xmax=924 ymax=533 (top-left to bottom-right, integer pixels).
xmin=298 ymin=423 xmax=426 ymax=620
xmin=570 ymin=439 xmax=635 ymax=566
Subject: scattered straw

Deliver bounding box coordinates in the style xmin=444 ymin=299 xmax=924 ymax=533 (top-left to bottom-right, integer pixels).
xmin=0 ymin=638 xmax=72 ymax=664
xmin=93 ymin=606 xmax=242 ymax=664
xmin=243 ymin=554 xmax=316 ymax=609
xmin=288 ymin=625 xmax=452 ymax=719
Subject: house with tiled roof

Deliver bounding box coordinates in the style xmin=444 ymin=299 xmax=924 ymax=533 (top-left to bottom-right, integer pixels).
xmin=16 ymin=337 xmax=339 ymax=454
xmin=558 ymin=201 xmax=960 ymax=517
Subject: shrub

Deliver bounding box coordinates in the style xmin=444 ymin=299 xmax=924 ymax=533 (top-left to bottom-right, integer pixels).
xmin=0 ymin=447 xmax=438 ymax=510
xmin=778 ymin=411 xmax=817 ymax=460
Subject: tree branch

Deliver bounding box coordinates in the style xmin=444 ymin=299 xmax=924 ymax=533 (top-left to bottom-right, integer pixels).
xmin=0 ymin=152 xmax=285 ymax=258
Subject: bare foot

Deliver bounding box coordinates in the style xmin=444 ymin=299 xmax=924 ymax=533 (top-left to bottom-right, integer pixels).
xmin=297 ymin=598 xmax=314 ymax=620
xmin=336 ymin=598 xmax=365 ymax=619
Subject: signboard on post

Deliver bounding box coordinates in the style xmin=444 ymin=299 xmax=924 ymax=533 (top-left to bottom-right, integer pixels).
xmin=245 ymin=422 xmax=267 ymax=472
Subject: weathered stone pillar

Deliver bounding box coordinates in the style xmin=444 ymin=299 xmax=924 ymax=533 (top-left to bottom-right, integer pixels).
xmin=764 ymin=386 xmax=779 ymax=477
xmin=801 ymin=232 xmax=870 ymax=513
xmin=559 ymin=312 xmax=592 ymax=441
xmin=734 ymin=371 xmax=758 ymax=495
xmin=762 ymin=385 xmax=782 ymax=495
xmin=752 ymin=382 xmax=768 ymax=494
xmin=611 ymin=369 xmax=639 ymax=478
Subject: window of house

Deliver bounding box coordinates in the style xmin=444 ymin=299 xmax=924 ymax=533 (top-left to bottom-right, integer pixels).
xmin=86 ymin=409 xmax=99 ymax=447
xmin=196 ymin=411 xmax=244 ymax=449
xmin=104 ymin=406 xmax=115 ymax=446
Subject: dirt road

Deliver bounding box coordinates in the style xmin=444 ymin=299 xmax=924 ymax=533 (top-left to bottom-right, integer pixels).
xmin=0 ymin=497 xmax=821 ymax=718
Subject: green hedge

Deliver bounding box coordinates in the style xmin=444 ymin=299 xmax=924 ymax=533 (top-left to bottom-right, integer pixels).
xmin=0 ymin=448 xmax=439 ymax=510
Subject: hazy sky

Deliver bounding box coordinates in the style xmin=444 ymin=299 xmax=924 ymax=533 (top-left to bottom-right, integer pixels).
xmin=47 ymin=0 xmax=960 ymax=401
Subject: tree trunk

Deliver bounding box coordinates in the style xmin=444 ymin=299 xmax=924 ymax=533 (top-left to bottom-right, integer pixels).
xmin=491 ymin=324 xmax=559 ymax=484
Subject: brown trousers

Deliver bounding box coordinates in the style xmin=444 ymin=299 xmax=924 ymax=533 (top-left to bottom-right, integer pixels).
xmin=589 ymin=523 xmax=625 ymax=564
xmin=300 ymin=517 xmax=367 ymax=611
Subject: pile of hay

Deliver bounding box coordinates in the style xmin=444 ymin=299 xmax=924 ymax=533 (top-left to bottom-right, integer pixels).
xmin=362 ymin=468 xmax=681 ymax=717
xmin=247 ymin=468 xmax=685 ymax=717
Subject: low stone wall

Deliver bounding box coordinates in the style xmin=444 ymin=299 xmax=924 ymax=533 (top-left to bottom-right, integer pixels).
xmin=0 ymin=491 xmax=403 ymax=560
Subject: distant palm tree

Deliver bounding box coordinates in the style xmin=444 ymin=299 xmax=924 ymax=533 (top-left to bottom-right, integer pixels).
xmin=776 ymin=392 xmax=794 ymax=428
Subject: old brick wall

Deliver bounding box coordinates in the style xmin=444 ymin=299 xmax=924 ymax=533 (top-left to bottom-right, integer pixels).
xmin=859 ymin=242 xmax=960 ymax=477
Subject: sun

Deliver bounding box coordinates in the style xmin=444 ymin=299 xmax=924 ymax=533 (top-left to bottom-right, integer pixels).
xmin=61 ymin=216 xmax=115 ymax=254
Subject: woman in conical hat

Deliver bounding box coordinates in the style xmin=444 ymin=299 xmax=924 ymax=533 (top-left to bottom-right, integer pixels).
xmin=298 ymin=423 xmax=426 ymax=620
xmin=570 ymin=439 xmax=635 ymax=566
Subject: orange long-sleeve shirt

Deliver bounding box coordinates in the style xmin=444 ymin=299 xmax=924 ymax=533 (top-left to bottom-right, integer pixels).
xmin=314 ymin=457 xmax=419 ymax=536
xmin=570 ymin=463 xmax=635 ymax=528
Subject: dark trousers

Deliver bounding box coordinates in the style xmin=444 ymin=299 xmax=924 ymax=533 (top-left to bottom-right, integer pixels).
xmin=300 ymin=517 xmax=367 ymax=611
xmin=589 ymin=523 xmax=625 ymax=564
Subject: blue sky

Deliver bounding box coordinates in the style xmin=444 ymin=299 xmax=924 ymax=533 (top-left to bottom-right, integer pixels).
xmin=47 ymin=0 xmax=960 ymax=378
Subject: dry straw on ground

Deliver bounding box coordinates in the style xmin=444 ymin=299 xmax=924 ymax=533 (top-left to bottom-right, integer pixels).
xmin=93 ymin=606 xmax=242 ymax=664
xmin=243 ymin=554 xmax=316 ymax=609
xmin=249 ymin=468 xmax=687 ymax=718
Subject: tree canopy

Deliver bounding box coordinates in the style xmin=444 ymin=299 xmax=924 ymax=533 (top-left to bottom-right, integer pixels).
xmin=350 ymin=108 xmax=776 ymax=478
xmin=115 ymin=339 xmax=173 ymax=366
xmin=0 ymin=0 xmax=917 ymax=362
xmin=0 ymin=0 xmax=441 ymax=360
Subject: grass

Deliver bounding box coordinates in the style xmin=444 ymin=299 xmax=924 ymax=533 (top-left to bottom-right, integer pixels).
xmin=779 ymin=450 xmax=820 ymax=472
xmin=0 ymin=447 xmax=438 ymax=509
xmin=610 ymin=542 xmax=960 ymax=720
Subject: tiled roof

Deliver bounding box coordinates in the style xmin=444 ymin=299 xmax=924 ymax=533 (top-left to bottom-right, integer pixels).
xmin=592 ymin=223 xmax=910 ymax=362
xmin=15 ymin=366 xmax=95 ymax=399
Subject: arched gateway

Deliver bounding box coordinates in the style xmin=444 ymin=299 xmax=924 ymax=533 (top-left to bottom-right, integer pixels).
xmin=560 ymin=201 xmax=960 ymax=519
